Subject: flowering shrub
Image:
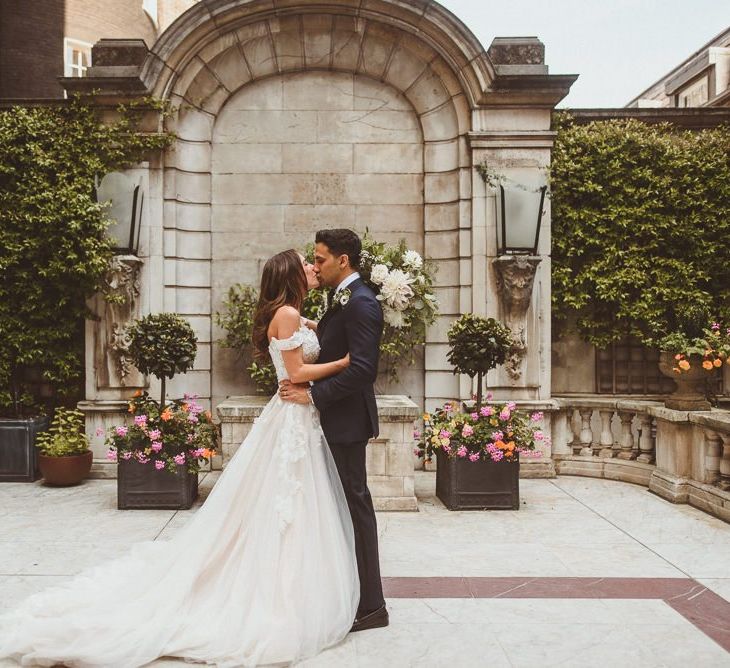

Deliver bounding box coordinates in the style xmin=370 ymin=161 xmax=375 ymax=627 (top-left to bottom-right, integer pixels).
xmin=660 ymin=322 xmax=730 ymax=374
xmin=358 ymin=235 xmax=438 ymax=380
xmin=104 ymin=391 xmax=217 ymax=474
xmin=414 ymin=396 xmax=547 ymax=463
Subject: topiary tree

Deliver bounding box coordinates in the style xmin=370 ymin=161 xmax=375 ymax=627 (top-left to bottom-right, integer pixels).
xmin=447 ymin=314 xmax=513 ymax=409
xmin=127 ymin=313 xmax=197 ymax=409
xmin=0 ymin=95 xmax=172 ymax=417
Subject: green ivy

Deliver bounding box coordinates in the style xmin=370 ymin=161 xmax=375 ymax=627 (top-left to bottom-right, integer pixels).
xmin=550 ymin=116 xmax=730 ymax=348
xmin=0 ymin=95 xmax=172 ymax=417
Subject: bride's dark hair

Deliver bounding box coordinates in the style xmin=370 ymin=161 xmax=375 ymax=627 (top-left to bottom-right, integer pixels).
xmin=252 ymin=249 xmax=308 ymax=361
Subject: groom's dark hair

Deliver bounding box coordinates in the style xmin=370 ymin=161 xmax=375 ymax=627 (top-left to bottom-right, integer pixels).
xmin=315 ymin=229 xmax=361 ymax=269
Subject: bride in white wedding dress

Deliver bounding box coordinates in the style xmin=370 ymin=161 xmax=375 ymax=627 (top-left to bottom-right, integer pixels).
xmin=0 ymin=250 xmax=359 ymax=667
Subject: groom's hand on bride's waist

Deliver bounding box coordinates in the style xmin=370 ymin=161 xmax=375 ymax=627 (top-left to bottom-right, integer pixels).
xmin=278 ymin=380 xmax=312 ymax=405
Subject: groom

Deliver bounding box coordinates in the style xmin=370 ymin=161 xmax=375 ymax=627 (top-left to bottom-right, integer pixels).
xmin=279 ymin=228 xmax=388 ymax=632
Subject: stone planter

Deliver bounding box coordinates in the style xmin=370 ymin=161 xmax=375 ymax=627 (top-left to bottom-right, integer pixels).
xmin=117 ymin=459 xmax=198 ymax=510
xmin=436 ymin=447 xmax=519 ymax=510
xmin=658 ymin=352 xmax=711 ymax=411
xmin=38 ymin=450 xmax=93 ymax=486
xmin=0 ymin=416 xmax=49 ymax=482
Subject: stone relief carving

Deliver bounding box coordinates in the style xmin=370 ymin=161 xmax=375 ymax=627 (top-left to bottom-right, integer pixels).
xmin=493 ymin=255 xmax=541 ymax=380
xmin=95 ymin=255 xmax=144 ymax=389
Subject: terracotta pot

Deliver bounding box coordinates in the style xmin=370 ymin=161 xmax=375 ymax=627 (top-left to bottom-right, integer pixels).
xmin=38 ymin=449 xmax=93 ymax=486
xmin=658 ymin=352 xmax=712 ymax=411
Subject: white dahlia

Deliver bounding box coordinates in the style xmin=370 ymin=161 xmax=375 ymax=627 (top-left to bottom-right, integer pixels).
xmin=370 ymin=263 xmax=390 ymax=285
xmin=383 ymin=306 xmax=406 ymax=328
xmin=379 ymin=268 xmax=414 ymax=311
xmin=402 ymin=249 xmax=423 ymax=270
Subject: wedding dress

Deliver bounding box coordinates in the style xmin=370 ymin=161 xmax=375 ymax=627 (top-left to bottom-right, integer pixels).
xmin=0 ymin=323 xmax=359 ymax=667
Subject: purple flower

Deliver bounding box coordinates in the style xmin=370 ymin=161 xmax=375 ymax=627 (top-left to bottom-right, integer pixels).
xmin=461 ymin=425 xmax=474 ymax=438
xmin=115 ymin=425 xmax=128 ymax=437
xmin=151 ymin=441 xmax=163 ymax=453
xmin=134 ymin=415 xmax=147 ymax=427
xmin=457 ymin=445 xmax=468 ymax=458
xmin=106 ymin=448 xmax=117 ymax=462
xmin=154 ymin=460 xmax=165 ymax=470
xmin=173 ymin=453 xmax=186 ymax=465
xmin=413 ymin=429 xmax=421 ymax=439
xmin=148 ymin=429 xmax=161 ymax=441
xmin=491 ymin=450 xmax=504 ymax=462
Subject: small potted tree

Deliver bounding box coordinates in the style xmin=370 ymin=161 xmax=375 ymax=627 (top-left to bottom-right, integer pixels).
xmin=35 ymin=408 xmax=93 ymax=486
xmin=108 ymin=313 xmax=217 ymax=509
xmin=416 ymin=314 xmax=545 ymax=510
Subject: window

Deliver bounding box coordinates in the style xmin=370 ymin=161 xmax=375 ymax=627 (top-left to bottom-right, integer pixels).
xmin=64 ymin=38 xmax=92 ymax=78
xmin=596 ymin=337 xmax=675 ymax=395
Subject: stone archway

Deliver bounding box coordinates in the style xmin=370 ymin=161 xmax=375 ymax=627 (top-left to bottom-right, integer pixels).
xmin=152 ymin=3 xmax=476 ymax=409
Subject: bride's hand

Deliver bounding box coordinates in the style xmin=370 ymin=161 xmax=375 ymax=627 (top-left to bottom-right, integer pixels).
xmin=339 ymin=353 xmax=350 ymax=370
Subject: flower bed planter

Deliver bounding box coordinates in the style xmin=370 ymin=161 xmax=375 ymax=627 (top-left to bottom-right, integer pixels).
xmin=0 ymin=416 xmax=49 ymax=482
xmin=117 ymin=458 xmax=198 ymax=510
xmin=39 ymin=450 xmax=93 ymax=486
xmin=436 ymin=448 xmax=519 ymax=510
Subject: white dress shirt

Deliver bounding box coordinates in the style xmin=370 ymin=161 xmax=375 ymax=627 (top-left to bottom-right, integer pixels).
xmin=334 ymin=272 xmax=360 ymax=295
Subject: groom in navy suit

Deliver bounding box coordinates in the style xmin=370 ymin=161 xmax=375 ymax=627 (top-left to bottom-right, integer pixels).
xmin=279 ymin=228 xmax=388 ymax=632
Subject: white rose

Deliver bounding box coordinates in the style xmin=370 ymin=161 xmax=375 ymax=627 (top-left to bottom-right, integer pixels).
xmin=402 ymin=250 xmax=423 ymax=270
xmin=380 ymin=268 xmax=414 ymax=311
xmin=383 ymin=306 xmax=405 ymax=328
xmin=370 ymin=264 xmax=389 ymax=285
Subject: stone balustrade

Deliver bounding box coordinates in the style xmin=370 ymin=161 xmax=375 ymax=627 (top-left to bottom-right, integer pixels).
xmin=216 ymin=395 xmax=419 ymax=512
xmin=552 ymin=397 xmax=730 ymax=522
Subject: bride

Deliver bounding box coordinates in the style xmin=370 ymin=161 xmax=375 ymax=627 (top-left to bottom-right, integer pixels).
xmin=0 ymin=249 xmax=360 ymax=667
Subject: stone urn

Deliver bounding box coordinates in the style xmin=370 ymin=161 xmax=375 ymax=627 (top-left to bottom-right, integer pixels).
xmin=658 ymin=352 xmax=711 ymax=411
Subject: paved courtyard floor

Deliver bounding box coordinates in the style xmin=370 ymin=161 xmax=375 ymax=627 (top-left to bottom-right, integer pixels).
xmin=1 ymin=472 xmax=729 ymax=667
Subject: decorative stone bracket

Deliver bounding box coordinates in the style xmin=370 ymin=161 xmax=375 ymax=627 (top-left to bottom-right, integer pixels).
xmin=493 ymin=255 xmax=541 ymax=380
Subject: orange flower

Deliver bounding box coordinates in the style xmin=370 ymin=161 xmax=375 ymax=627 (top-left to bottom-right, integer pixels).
xmin=161 ymin=409 xmax=173 ymax=421
xmin=494 ymin=439 xmax=506 ymax=450
xmin=678 ymin=360 xmax=691 ymax=371
xmin=506 ymin=441 xmax=515 ymax=451
xmin=202 ymin=448 xmax=215 ymax=458
xmin=702 ymin=360 xmax=714 ymax=370
xmin=714 ymin=358 xmax=723 ymax=368
xmin=133 ymin=390 xmax=142 ymax=398
xmin=181 ymin=403 xmax=189 ymax=412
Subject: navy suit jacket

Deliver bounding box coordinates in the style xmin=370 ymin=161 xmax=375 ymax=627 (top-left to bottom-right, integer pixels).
xmin=311 ymin=278 xmax=383 ymax=444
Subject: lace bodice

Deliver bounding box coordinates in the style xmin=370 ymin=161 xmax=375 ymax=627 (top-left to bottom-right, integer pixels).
xmin=268 ymin=322 xmax=320 ymax=383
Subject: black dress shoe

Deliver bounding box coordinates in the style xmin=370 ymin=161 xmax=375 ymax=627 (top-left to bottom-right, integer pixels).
xmin=350 ymin=605 xmax=389 ymax=632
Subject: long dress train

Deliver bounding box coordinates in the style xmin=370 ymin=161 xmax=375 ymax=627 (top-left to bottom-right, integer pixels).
xmin=0 ymin=325 xmax=359 ymax=667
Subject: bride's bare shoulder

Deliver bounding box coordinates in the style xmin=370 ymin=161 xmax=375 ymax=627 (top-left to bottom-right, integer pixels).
xmin=271 ymin=305 xmax=301 ymax=327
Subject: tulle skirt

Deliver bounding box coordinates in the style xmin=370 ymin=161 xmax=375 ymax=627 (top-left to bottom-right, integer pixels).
xmin=0 ymin=397 xmax=359 ymax=667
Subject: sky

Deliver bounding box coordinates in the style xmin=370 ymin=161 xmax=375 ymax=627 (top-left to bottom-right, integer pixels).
xmin=437 ymin=0 xmax=730 ymax=108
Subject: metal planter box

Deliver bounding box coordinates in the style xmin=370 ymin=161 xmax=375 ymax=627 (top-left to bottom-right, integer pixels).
xmin=0 ymin=416 xmax=49 ymax=482
xmin=117 ymin=458 xmax=198 ymax=510
xmin=436 ymin=447 xmax=519 ymax=510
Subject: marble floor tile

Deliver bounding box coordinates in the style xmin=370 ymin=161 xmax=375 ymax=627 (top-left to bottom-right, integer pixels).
xmin=698 ymin=578 xmax=730 ymax=603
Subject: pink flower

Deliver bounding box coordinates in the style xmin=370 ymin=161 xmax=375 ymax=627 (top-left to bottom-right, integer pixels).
xmin=95 ymin=427 xmax=105 ymax=437
xmin=173 ymin=453 xmax=186 ymax=465
xmin=499 ymin=409 xmax=510 ymax=421
xmin=486 ymin=392 xmax=493 ymax=400
xmin=121 ymin=451 xmax=133 ymax=460
xmin=439 ymin=429 xmax=451 ymax=439
xmin=469 ymin=452 xmax=480 ymax=462
xmin=457 ymin=445 xmax=467 ymax=458
xmin=712 ymin=322 xmax=721 ymax=331
xmin=507 ymin=401 xmax=516 ymax=410
xmin=115 ymin=425 xmax=128 ymax=437
xmin=470 ymin=412 xmax=479 ymax=421
xmin=151 ymin=441 xmax=163 ymax=453
xmin=154 ymin=460 xmax=165 ymax=470
xmin=491 ymin=450 xmax=504 ymax=462
xmin=480 ymin=406 xmax=494 ymax=417
xmin=530 ymin=411 xmax=544 ymax=422
xmin=106 ymin=448 xmax=117 ymax=462
xmin=187 ymin=414 xmax=199 ymax=423
xmin=534 ymin=430 xmax=544 ymax=441
xmin=186 ymin=434 xmax=194 ymax=443
xmin=134 ymin=415 xmax=147 ymax=427
xmin=147 ymin=429 xmax=161 ymax=441
xmin=443 ymin=402 xmax=453 ymax=413
xmin=461 ymin=425 xmax=474 ymax=438
xmin=492 ymin=431 xmax=504 ymax=441
xmin=136 ymin=452 xmax=150 ymax=464
xmin=413 ymin=429 xmax=421 ymax=439
xmin=442 ymin=443 xmax=452 ymax=454
xmin=193 ymin=448 xmax=205 ymax=458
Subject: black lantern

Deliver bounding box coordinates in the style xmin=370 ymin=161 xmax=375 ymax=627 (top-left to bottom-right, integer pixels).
xmin=95 ymin=172 xmax=144 ymax=255
xmin=496 ymin=182 xmax=547 ymax=256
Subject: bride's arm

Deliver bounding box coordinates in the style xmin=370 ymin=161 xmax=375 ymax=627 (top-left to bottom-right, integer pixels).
xmin=273 ymin=307 xmax=347 ymax=383
xmin=302 ymin=317 xmax=318 ymax=332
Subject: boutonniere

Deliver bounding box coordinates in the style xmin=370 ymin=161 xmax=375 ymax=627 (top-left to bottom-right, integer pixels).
xmin=332 ymin=288 xmax=351 ymax=311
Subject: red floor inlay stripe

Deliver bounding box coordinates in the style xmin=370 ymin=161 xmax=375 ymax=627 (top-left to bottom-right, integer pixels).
xmin=382 ymin=577 xmax=730 ymax=653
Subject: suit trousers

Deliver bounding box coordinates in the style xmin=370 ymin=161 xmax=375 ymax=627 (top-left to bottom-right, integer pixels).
xmin=328 ymin=439 xmax=385 ymax=616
